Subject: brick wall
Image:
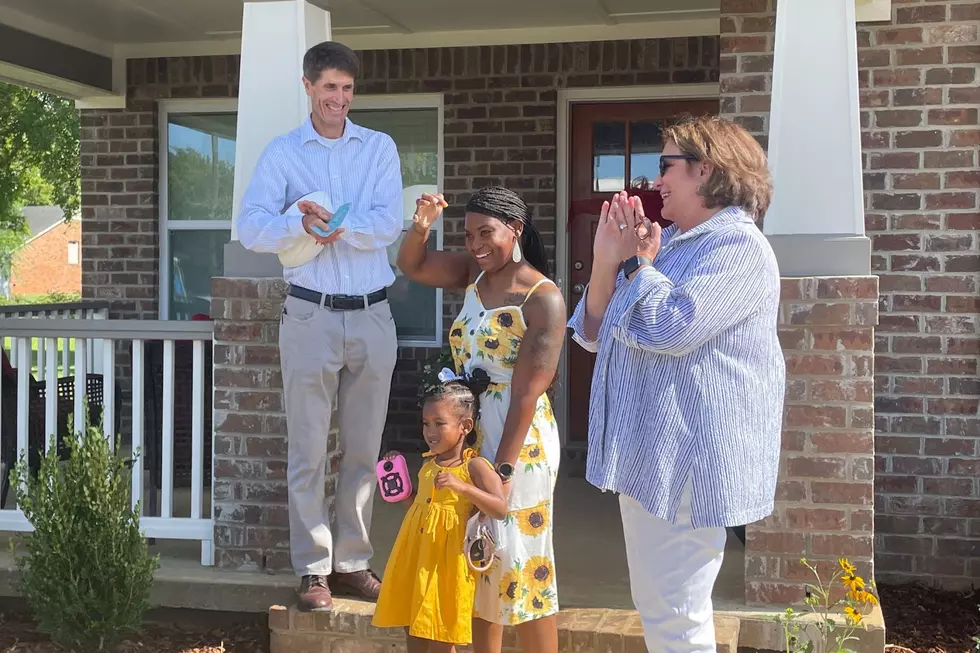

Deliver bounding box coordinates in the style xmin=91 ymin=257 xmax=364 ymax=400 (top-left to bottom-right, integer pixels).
xmin=858 ymin=2 xmax=980 ymax=589
xmin=10 ymin=221 xmax=81 ymax=296
xmin=210 ymin=277 xmax=311 ymax=571
xmin=744 ymin=277 xmax=878 ymax=605
xmin=721 ymin=0 xmax=980 ymax=590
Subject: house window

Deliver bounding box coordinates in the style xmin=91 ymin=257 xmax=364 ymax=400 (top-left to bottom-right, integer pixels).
xmin=67 ymin=241 xmax=80 ymax=265
xmin=158 ymin=97 xmax=444 ymax=346
xmin=159 ymin=99 xmax=238 ymax=321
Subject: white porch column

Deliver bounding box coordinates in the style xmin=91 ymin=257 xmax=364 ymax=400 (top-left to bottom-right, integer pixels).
xmin=223 ymin=0 xmax=332 ymax=277
xmin=764 ymin=0 xmax=871 ymax=276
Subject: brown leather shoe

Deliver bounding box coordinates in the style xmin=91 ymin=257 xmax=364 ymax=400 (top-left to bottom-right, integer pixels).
xmin=297 ymin=575 xmax=333 ymax=612
xmin=330 ymin=569 xmax=381 ymax=601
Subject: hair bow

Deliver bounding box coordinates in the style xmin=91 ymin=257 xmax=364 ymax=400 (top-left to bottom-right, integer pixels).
xmin=437 ymin=367 xmax=463 ymax=383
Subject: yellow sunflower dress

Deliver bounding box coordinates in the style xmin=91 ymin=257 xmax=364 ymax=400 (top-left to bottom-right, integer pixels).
xmin=372 ymin=448 xmax=490 ymax=645
xmin=448 ymin=272 xmax=560 ymax=625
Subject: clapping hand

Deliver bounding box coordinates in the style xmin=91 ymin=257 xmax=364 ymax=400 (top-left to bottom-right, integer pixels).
xmin=592 ymin=191 xmax=661 ymax=276
xmin=298 ymin=200 xmax=345 ymax=244
xmin=412 ymin=193 xmax=448 ymax=234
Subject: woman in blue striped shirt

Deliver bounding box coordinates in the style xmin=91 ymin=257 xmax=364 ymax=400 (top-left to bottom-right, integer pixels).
xmin=569 ymin=116 xmax=785 ymax=653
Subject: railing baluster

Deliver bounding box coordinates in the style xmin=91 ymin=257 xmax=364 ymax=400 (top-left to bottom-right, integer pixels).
xmin=74 ymin=340 xmax=87 ymax=438
xmin=61 ymin=310 xmax=71 ymax=377
xmin=162 ymin=339 xmax=175 ymax=519
xmin=15 ymin=338 xmax=30 ymax=502
xmin=102 ymin=339 xmax=115 ymax=450
xmin=91 ymin=310 xmax=104 ymax=375
xmin=37 ymin=335 xmax=46 ymax=382
xmin=131 ymin=340 xmax=145 ymax=513
xmin=191 ymin=339 xmax=204 ymax=521
xmin=44 ymin=338 xmax=58 ymax=454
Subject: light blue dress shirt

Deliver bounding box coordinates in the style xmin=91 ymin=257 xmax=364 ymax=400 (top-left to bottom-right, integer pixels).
xmin=237 ymin=117 xmax=403 ymax=296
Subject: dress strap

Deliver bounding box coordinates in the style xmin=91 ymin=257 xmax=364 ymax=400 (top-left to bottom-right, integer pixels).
xmin=521 ymin=278 xmax=555 ymax=305
xmin=473 ymin=271 xmax=486 ymax=286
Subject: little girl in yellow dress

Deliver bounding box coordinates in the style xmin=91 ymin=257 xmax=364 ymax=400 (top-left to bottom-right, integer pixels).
xmin=373 ymin=370 xmax=507 ymax=652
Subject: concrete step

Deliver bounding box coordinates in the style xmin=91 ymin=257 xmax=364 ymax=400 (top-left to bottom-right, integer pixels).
xmin=715 ymin=614 xmax=741 ymax=653
xmin=269 ymin=601 xmax=745 ymax=652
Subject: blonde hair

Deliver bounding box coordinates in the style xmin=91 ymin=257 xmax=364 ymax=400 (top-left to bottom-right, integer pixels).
xmin=662 ymin=116 xmax=773 ymax=220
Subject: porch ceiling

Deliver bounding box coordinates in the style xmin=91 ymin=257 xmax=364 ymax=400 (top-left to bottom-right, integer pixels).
xmin=1 ymin=0 xmax=718 ymax=53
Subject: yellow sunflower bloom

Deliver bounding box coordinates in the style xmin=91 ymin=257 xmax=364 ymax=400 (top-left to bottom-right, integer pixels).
xmin=493 ymin=309 xmax=523 ymax=335
xmin=476 ymin=329 xmax=514 ymax=363
xmin=499 ymin=568 xmax=520 ymax=604
xmin=523 ymin=590 xmax=555 ymax=616
xmin=849 ymin=589 xmax=878 ymax=606
xmin=522 ymin=556 xmax=555 ymax=593
xmin=838 ymin=558 xmax=856 ymax=575
xmin=843 ymin=606 xmax=862 ymax=625
xmin=514 ymin=502 xmax=550 ymax=537
xmin=841 ymin=573 xmax=864 ymax=593
xmin=519 ymin=439 xmax=545 ymax=465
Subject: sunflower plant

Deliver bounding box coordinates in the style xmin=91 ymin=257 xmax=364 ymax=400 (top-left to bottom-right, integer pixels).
xmin=774 ymin=558 xmax=879 ymax=653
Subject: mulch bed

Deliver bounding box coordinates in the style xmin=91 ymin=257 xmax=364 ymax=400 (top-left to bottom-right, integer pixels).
xmin=880 ymin=584 xmax=979 ymax=653
xmin=0 ymin=608 xmax=268 ymax=653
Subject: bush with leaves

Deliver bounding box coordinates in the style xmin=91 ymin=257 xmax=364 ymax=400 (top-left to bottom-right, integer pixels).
xmin=10 ymin=419 xmax=159 ymax=652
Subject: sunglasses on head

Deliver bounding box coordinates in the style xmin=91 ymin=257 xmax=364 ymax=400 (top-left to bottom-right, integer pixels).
xmin=659 ymin=154 xmax=698 ymax=178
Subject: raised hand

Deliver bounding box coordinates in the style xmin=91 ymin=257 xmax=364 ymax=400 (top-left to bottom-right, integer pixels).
xmin=593 ymin=191 xmax=640 ymax=274
xmin=412 ymin=193 xmax=448 ymax=234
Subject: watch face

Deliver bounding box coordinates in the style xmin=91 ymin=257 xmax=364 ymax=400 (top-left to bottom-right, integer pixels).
xmin=497 ymin=462 xmax=514 ymax=477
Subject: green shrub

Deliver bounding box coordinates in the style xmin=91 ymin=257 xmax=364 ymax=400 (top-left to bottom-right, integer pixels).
xmin=10 ymin=419 xmax=159 ymax=651
xmin=417 ymin=344 xmax=455 ymax=406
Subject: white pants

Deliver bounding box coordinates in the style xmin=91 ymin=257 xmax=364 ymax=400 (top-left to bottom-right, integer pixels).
xmin=619 ymin=489 xmax=727 ymax=653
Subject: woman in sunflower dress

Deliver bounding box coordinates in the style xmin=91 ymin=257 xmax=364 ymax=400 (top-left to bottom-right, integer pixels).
xmin=397 ymin=187 xmax=566 ymax=652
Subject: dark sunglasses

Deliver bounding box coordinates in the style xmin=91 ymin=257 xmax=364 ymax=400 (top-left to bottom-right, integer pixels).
xmin=659 ymin=154 xmax=698 ymax=178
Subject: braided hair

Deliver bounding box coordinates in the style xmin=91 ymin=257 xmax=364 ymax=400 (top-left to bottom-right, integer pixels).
xmin=465 ymin=186 xmax=549 ymax=276
xmin=422 ymin=368 xmax=492 ymax=426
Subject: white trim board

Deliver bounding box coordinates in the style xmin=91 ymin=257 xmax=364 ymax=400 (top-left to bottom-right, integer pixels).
xmin=553 ymin=83 xmax=719 ymax=446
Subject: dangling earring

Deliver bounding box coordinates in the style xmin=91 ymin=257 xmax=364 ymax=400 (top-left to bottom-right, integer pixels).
xmin=512 ymin=240 xmax=522 ymax=263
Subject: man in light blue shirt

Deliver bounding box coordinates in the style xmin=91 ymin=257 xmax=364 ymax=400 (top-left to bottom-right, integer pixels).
xmin=237 ymin=41 xmax=401 ymax=612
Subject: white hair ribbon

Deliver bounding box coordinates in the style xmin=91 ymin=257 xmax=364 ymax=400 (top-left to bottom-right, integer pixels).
xmin=437 ymin=367 xmax=464 ymax=384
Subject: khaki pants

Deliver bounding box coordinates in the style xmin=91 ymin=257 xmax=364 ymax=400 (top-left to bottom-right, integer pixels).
xmin=279 ymin=294 xmax=397 ymax=575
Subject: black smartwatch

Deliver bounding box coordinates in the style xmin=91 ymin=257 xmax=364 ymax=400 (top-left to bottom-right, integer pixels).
xmin=495 ymin=462 xmax=515 ymax=483
xmin=621 ymin=255 xmax=652 ymax=278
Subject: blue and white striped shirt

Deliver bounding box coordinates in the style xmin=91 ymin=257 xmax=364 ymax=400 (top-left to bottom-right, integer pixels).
xmin=568 ymin=206 xmax=785 ymax=528
xmin=237 ymin=117 xmax=403 ymax=295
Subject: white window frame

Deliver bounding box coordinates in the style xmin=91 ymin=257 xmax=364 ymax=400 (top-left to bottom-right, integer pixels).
xmin=352 ymin=93 xmax=445 ymax=348
xmin=158 ymin=98 xmax=239 ymax=321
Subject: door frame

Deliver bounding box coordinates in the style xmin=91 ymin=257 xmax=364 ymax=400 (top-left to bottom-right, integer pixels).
xmin=553 ymin=83 xmax=720 ymax=447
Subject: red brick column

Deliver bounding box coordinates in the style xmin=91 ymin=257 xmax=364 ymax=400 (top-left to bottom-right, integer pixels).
xmin=745 ymin=277 xmax=879 ymax=605
xmin=210 ymin=277 xmax=340 ymax=571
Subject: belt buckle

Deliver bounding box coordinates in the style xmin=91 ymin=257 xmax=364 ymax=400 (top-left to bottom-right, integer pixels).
xmin=327 ymin=294 xmax=341 ymax=310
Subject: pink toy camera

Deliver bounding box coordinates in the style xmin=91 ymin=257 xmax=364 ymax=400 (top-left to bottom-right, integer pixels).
xmin=376 ymin=455 xmax=412 ymax=503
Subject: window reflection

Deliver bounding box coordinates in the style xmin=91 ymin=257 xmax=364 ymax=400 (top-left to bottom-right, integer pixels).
xmin=167 ymin=113 xmax=237 ymax=221
xmin=630 ymin=121 xmax=662 ymax=191
xmin=593 ymin=122 xmax=626 ymax=192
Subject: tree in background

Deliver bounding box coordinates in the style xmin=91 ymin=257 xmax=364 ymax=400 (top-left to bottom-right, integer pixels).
xmin=0 ymin=83 xmax=80 ymax=292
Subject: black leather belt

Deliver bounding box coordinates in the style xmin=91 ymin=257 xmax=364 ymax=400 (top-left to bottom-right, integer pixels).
xmin=287 ymin=284 xmax=387 ymax=311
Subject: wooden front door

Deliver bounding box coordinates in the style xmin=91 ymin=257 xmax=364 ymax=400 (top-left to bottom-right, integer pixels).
xmin=565 ymin=99 xmax=719 ymax=445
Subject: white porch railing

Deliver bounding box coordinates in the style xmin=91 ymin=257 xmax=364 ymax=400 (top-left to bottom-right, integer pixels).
xmin=0 ymin=317 xmax=216 ymax=565
xmin=0 ymin=301 xmax=110 ymax=378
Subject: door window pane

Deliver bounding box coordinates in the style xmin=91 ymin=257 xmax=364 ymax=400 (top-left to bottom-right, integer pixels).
xmin=630 ymin=121 xmax=663 ymax=190
xmin=351 ymin=107 xmax=441 ymax=345
xmin=169 ymin=229 xmax=227 ymax=320
xmin=592 ymin=122 xmax=626 ymax=192
xmin=167 ymin=113 xmax=237 ymax=220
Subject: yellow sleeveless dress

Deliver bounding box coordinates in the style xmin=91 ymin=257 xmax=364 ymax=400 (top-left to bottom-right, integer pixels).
xmin=372 ymin=448 xmax=490 ymax=645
